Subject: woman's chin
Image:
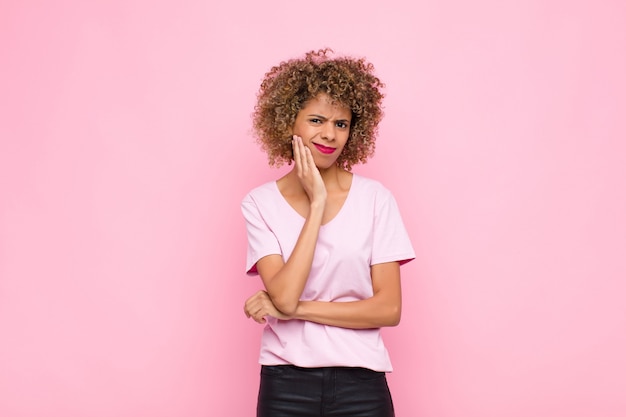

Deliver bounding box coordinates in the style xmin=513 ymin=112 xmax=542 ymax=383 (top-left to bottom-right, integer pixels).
xmin=315 ymin=163 xmax=336 ymax=171
xmin=313 ymin=157 xmax=340 ymax=170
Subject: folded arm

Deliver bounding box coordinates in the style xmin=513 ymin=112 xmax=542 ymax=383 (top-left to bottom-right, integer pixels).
xmin=245 ymin=261 xmax=402 ymax=329
xmin=255 ymin=203 xmax=322 ymax=316
xmin=292 ymin=261 xmax=402 ymax=328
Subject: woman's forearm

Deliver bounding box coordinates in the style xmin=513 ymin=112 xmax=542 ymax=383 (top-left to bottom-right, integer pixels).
xmin=292 ymin=262 xmax=403 ymax=328
xmin=293 ymin=296 xmax=401 ymax=329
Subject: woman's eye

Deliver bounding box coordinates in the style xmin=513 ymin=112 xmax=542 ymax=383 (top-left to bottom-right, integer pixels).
xmin=310 ymin=118 xmax=321 ymax=124
xmin=337 ymin=122 xmax=348 ymax=128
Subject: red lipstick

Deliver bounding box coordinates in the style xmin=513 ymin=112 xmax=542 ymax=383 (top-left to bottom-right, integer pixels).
xmin=313 ymin=143 xmax=336 ymax=154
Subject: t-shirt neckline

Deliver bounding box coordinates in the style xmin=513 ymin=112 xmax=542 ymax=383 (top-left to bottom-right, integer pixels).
xmin=273 ymin=173 xmax=357 ymax=228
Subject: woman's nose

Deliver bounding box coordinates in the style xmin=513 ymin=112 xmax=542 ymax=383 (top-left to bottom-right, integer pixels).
xmin=321 ymin=123 xmax=335 ymax=141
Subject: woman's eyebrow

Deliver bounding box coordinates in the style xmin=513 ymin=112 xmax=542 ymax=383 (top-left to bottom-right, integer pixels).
xmin=307 ymin=113 xmax=351 ymax=122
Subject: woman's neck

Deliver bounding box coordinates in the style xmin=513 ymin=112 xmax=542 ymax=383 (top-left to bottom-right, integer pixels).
xmin=318 ymin=164 xmax=345 ymax=190
xmin=282 ymin=164 xmax=351 ymax=194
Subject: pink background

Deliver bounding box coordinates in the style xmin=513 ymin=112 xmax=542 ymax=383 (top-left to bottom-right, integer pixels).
xmin=1 ymin=1 xmax=625 ymax=416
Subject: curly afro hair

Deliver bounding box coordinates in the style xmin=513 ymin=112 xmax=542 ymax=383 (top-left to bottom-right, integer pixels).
xmin=252 ymin=48 xmax=385 ymax=170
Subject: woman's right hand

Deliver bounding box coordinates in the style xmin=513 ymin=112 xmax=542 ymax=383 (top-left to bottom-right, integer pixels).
xmin=292 ymin=135 xmax=327 ymax=205
xmin=244 ymin=290 xmax=291 ymax=323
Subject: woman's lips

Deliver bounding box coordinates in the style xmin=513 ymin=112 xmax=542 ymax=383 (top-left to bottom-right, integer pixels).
xmin=313 ymin=143 xmax=336 ymax=154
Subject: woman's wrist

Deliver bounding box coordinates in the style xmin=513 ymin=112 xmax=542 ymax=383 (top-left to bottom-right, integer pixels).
xmin=293 ymin=301 xmax=306 ymax=320
xmin=307 ymin=201 xmax=325 ymax=222
xmin=309 ymin=198 xmax=326 ymax=211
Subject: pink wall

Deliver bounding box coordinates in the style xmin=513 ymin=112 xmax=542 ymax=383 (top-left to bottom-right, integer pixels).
xmin=1 ymin=1 xmax=625 ymax=416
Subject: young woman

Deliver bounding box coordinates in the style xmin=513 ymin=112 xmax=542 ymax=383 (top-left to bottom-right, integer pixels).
xmin=241 ymin=49 xmax=415 ymax=417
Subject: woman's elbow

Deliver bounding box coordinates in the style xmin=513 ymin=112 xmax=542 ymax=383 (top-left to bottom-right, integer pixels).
xmin=378 ymin=305 xmax=401 ymax=327
xmin=272 ymin=297 xmax=298 ymax=317
xmin=387 ymin=307 xmax=401 ymax=327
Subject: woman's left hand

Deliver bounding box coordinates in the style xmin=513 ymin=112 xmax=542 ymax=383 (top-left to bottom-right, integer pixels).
xmin=244 ymin=290 xmax=292 ymax=323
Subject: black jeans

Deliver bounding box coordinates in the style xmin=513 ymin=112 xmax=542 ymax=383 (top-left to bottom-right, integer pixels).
xmin=257 ymin=365 xmax=395 ymax=417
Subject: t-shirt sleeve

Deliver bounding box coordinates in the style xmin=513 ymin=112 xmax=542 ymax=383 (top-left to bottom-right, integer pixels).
xmin=371 ymin=189 xmax=416 ymax=266
xmin=241 ymin=195 xmax=282 ymax=275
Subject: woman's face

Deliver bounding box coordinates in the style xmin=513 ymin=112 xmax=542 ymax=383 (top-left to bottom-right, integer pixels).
xmin=291 ymin=93 xmax=352 ymax=170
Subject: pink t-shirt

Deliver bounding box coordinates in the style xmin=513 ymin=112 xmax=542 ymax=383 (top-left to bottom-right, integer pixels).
xmin=241 ymin=174 xmax=415 ymax=372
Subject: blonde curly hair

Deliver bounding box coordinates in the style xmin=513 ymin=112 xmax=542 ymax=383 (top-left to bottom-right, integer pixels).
xmin=252 ymin=48 xmax=385 ymax=170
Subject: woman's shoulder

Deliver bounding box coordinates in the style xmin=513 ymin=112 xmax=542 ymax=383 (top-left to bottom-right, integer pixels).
xmin=241 ymin=180 xmax=278 ymax=205
xmin=352 ymin=173 xmax=392 ymax=196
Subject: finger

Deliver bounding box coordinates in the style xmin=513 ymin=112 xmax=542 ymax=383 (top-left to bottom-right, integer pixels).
xmin=292 ymin=136 xmax=302 ymax=175
xmin=303 ymin=146 xmax=316 ymax=169
xmin=245 ymin=299 xmax=261 ymax=318
xmin=298 ymin=136 xmax=312 ymax=171
xmin=298 ymin=137 xmax=309 ymax=170
xmin=244 ymin=297 xmax=257 ymax=311
xmin=252 ymin=309 xmax=266 ymax=323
